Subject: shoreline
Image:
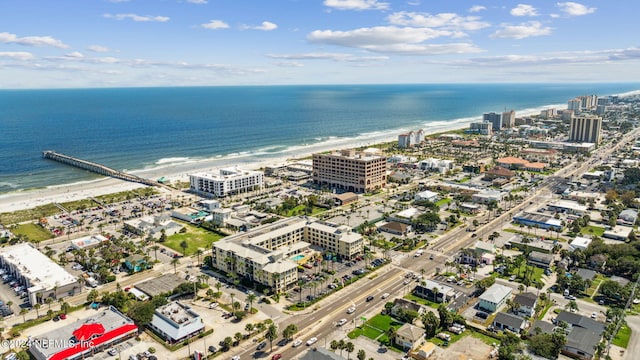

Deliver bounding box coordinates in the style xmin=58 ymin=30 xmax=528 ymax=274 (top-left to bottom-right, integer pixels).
xmin=1 ymin=89 xmax=637 ymax=215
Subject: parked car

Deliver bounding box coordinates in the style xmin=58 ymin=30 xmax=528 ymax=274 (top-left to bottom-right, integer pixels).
xmin=292 ymin=339 xmax=303 ymax=347
xmin=306 ymin=337 xmax=318 ymax=346
xmin=346 ymin=306 xmax=356 ymax=314
xmin=337 ymin=318 xmax=347 ymax=326
xmin=257 ymin=342 xmax=267 ymax=351
xmin=271 ymin=355 xmax=282 ymax=360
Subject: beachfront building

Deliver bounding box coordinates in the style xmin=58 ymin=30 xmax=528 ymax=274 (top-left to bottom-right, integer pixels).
xmin=312 ymin=149 xmax=387 ymax=193
xmin=189 ymin=167 xmax=264 ymax=198
xmin=569 ymin=115 xmax=602 ymax=144
xmin=149 ymin=302 xmax=204 ymax=344
xmin=483 ymin=112 xmax=502 ymax=131
xmin=469 ymin=121 xmax=493 ymax=135
xmin=502 ymin=110 xmax=516 ymax=128
xmin=123 ymin=214 xmax=183 ymax=239
xmin=398 ymin=129 xmax=425 ymax=148
xmin=0 ymin=243 xmax=79 ymax=305
xmin=212 ymin=216 xmax=363 ymax=293
xmin=29 ymin=306 xmax=138 ymax=360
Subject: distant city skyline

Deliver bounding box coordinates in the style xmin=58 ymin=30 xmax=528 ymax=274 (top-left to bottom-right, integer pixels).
xmin=1 ymin=0 xmax=639 ymax=88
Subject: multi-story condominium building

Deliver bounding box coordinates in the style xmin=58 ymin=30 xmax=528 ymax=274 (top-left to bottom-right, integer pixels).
xmin=567 ymin=98 xmax=582 ymax=112
xmin=212 ymin=216 xmax=363 ymax=294
xmin=312 ymin=149 xmax=387 ymax=193
xmin=189 ymin=167 xmax=263 ymax=197
xmin=502 ymin=110 xmax=516 ymax=128
xmin=483 ymin=112 xmax=502 ymax=131
xmin=397 ymin=129 xmax=425 ymax=148
xmin=469 ymin=121 xmax=492 ymax=135
xmin=569 ymin=115 xmax=602 ymax=144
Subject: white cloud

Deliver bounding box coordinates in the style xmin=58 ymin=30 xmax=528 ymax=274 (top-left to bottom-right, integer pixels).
xmin=245 ymin=21 xmax=278 ymax=31
xmin=511 ymin=4 xmax=539 ymax=17
xmin=490 ymin=21 xmax=552 ymax=39
xmin=65 ymin=51 xmax=84 ymax=58
xmin=103 ymin=13 xmax=170 ymax=22
xmin=387 ymin=11 xmax=490 ymax=31
xmin=323 ymin=0 xmax=389 ymax=11
xmin=459 ymin=47 xmax=640 ymax=67
xmin=201 ymin=20 xmax=229 ymax=30
xmin=267 ymin=52 xmax=388 ymax=62
xmin=0 ymin=51 xmax=35 ymax=60
xmin=469 ymin=5 xmax=486 ymax=13
xmin=187 ymin=0 xmax=208 ymax=4
xmin=87 ymin=45 xmax=110 ymax=53
xmin=308 ymin=26 xmax=482 ymax=55
xmin=556 ymin=2 xmax=596 ymax=16
xmin=0 ymin=32 xmax=69 ymax=48
xmin=272 ymin=61 xmax=304 ymax=67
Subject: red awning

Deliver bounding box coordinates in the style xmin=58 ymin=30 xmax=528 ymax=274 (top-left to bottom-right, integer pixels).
xmin=72 ymin=323 xmax=105 ymax=341
xmin=50 ymin=323 xmax=138 ymax=360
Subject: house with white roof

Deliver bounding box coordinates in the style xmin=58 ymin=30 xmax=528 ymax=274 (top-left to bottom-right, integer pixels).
xmin=570 ymin=236 xmax=592 ymax=252
xmin=479 ymin=283 xmax=512 ymax=313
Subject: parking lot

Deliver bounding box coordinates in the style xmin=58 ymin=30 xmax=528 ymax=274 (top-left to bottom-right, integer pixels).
xmin=0 ymin=267 xmax=29 ymax=314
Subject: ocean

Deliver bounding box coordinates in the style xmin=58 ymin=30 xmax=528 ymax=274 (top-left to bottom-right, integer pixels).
xmin=1 ymin=83 xmax=638 ymax=194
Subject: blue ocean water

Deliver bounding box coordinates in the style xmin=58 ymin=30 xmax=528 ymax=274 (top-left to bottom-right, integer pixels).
xmin=1 ymin=83 xmax=638 ymax=193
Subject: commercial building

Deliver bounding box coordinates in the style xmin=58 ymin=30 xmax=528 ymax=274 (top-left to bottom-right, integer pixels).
xmin=414 ymin=280 xmax=455 ymax=303
xmin=189 ymin=167 xmax=264 ymax=198
xmin=570 ymin=236 xmax=593 ymax=252
xmin=569 ymin=115 xmax=602 ymax=144
xmin=483 ymin=112 xmax=502 ymax=130
xmin=212 ymin=216 xmax=363 ymax=294
xmin=149 ymin=302 xmax=204 ymax=344
xmin=312 ymin=149 xmax=387 ymax=193
xmin=29 ymin=306 xmax=138 ymax=360
xmin=0 ymin=243 xmax=79 ymax=305
xmin=502 ymin=110 xmax=516 ymax=128
xmin=478 ymin=283 xmax=512 ymax=313
xmin=70 ymin=234 xmax=108 ymax=250
xmin=512 ymin=212 xmax=563 ymax=232
xmin=123 ymin=214 xmax=183 ymax=239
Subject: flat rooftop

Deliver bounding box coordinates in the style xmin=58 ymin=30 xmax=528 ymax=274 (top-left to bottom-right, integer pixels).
xmin=0 ymin=243 xmax=77 ymax=292
xmin=135 ymin=273 xmax=185 ymax=297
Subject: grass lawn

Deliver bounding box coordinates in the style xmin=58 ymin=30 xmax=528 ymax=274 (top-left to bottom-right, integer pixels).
xmin=283 ymin=205 xmax=326 ymax=217
xmin=581 ymin=225 xmax=605 ymax=237
xmin=429 ymin=330 xmax=467 ymax=346
xmin=347 ymin=314 xmax=403 ymax=341
xmin=470 ymin=330 xmax=500 ymax=346
xmin=436 ymin=198 xmax=452 ymax=207
xmin=164 ymin=224 xmax=224 ymax=256
xmin=538 ymin=303 xmax=553 ymax=320
xmin=612 ymin=324 xmax=632 ymax=348
xmin=509 ymin=264 xmax=544 ymax=286
xmin=11 ymin=223 xmax=52 ymax=242
xmin=0 ymin=203 xmax=60 ymax=226
xmin=404 ymin=293 xmax=440 ymax=309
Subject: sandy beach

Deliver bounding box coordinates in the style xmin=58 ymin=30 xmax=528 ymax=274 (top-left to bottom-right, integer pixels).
xmin=0 ymin=129 xmax=404 ymax=214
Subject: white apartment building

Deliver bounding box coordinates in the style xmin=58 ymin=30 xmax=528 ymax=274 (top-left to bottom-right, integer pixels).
xmin=189 ymin=167 xmax=264 ymax=197
xmin=398 ymin=130 xmax=425 ymax=148
xmin=212 ymin=216 xmax=363 ymax=293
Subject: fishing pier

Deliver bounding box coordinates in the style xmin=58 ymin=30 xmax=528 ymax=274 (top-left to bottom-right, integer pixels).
xmin=42 ymin=150 xmax=158 ymax=187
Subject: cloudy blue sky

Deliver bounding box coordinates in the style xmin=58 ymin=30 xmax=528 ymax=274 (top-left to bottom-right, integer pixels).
xmin=0 ymin=0 xmax=638 ymax=88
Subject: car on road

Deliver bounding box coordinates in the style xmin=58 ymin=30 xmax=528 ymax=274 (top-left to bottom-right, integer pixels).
xmin=292 ymin=339 xmax=303 ymax=347
xmin=271 ymin=355 xmax=282 ymax=360
xmin=337 ymin=318 xmax=348 ymax=326
xmin=208 ymin=345 xmax=217 ymax=353
xmin=591 ymin=312 xmax=597 ymax=319
xmin=209 ymin=302 xmax=218 ymax=309
xmin=231 ymin=356 xmax=240 ymax=360
xmin=381 ymin=293 xmax=390 ymax=299
xmin=366 ymin=295 xmax=374 ymax=302
xmin=346 ymin=306 xmax=356 ymax=314
xmin=107 ymin=348 xmax=118 ymax=356
xmin=257 ymin=342 xmax=267 ymax=351
xmin=306 ymin=337 xmax=318 ymax=346
xmin=509 ymin=275 xmax=516 ymax=281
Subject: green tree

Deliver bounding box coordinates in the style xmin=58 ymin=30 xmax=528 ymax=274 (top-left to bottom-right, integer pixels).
xmin=357 ymin=349 xmax=366 ymax=360
xmin=223 ymin=336 xmax=233 ymax=350
xmin=180 ymin=240 xmax=189 ymax=256
xmin=265 ymin=323 xmax=278 ymax=352
xmin=247 ymin=293 xmax=257 ymax=312
xmin=345 ymin=342 xmax=355 ymax=359
xmin=282 ymin=324 xmax=298 ymax=341
xmin=422 ymin=311 xmax=440 ymax=338
xmin=171 ymin=257 xmax=179 ymax=274
xmin=86 ymin=289 xmax=99 ymax=303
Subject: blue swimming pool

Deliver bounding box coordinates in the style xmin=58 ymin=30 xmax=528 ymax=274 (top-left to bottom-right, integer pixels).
xmin=291 ymin=254 xmax=304 ymax=261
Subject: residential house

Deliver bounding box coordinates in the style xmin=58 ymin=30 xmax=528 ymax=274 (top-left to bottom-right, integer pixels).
xmin=527 ymin=251 xmax=554 ymax=269
xmin=492 ymin=312 xmax=527 ymax=333
xmin=512 ymin=292 xmax=537 ymax=317
xmin=414 ymin=280 xmax=455 ymax=303
xmin=478 ymin=283 xmax=512 ymax=313
xmin=395 ymin=323 xmax=425 ymax=351
xmin=391 ymin=298 xmax=424 ymax=318
xmin=378 ymin=221 xmax=411 ymax=236
xmin=123 ymin=254 xmax=149 ymax=273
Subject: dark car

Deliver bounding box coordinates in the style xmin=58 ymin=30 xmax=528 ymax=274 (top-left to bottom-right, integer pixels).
xmin=257 ymin=342 xmax=267 ymax=351
xmin=366 ymin=295 xmax=374 ymax=302
xmin=208 ymin=345 xmax=217 ymax=353
xmin=476 ymin=311 xmax=488 ymax=319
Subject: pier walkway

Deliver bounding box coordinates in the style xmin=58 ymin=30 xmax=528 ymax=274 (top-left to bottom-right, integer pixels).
xmin=42 ymin=150 xmax=159 ymax=187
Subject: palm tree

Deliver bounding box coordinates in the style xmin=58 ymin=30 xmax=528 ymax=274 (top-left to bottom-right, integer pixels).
xmin=20 ymin=308 xmax=28 ymax=323
xmin=265 ymin=324 xmax=278 ymax=352
xmin=45 ymin=297 xmax=53 ymax=311
xmin=152 ymin=245 xmax=160 ymax=262
xmin=247 ymin=293 xmax=257 ymax=312
xmin=345 ymin=342 xmax=355 ymax=359
xmin=171 ymin=257 xmax=179 ymax=274
xmin=34 ymin=304 xmax=41 ymax=318
xmin=432 ymin=287 xmax=440 ymax=303
xmin=386 ymin=327 xmax=397 ymax=346
xmin=195 ymin=248 xmax=203 ymax=266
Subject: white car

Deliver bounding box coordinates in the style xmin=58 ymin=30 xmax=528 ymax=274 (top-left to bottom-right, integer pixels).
xmin=209 ymin=302 xmax=218 ymax=309
xmin=381 ymin=293 xmax=390 ymax=299
xmin=337 ymin=318 xmax=348 ymax=326
xmin=306 ymin=337 xmax=318 ymax=346
xmin=292 ymin=339 xmax=303 ymax=347
xmin=346 ymin=306 xmax=356 ymax=314
xmin=231 ymin=356 xmax=240 ymax=360
xmin=591 ymin=312 xmax=597 ymax=319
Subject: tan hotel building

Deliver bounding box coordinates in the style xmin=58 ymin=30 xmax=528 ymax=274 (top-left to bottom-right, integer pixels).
xmin=212 ymin=216 xmax=363 ymax=293
xmin=312 ymin=149 xmax=387 ymax=193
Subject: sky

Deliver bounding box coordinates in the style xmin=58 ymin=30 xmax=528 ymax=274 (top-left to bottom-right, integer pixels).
xmin=0 ymin=0 xmax=639 ymax=88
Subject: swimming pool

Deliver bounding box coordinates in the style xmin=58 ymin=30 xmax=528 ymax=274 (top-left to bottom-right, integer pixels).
xmin=291 ymin=254 xmax=304 ymax=261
